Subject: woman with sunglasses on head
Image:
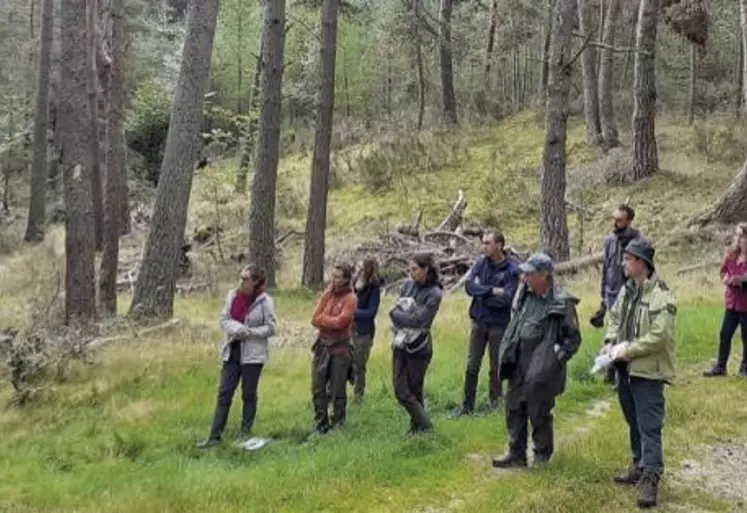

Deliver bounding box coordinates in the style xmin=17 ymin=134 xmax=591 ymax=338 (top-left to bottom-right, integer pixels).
xmin=196 ymin=264 xmax=277 ymax=448
xmin=390 ymin=253 xmax=443 ymax=434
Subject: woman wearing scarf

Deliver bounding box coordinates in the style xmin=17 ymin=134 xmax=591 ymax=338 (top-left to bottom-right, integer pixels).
xmin=196 ymin=265 xmax=277 ymax=448
xmin=310 ymin=263 xmax=358 ymax=435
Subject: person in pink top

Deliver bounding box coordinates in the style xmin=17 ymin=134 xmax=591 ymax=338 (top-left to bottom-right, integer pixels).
xmin=704 ymin=223 xmax=747 ymax=378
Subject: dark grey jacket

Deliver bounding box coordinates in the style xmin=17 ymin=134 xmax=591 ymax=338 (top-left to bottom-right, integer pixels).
xmin=390 ymin=279 xmax=443 ymax=354
xmin=499 ymin=283 xmax=582 ymax=399
xmin=602 ymin=227 xmax=640 ymax=308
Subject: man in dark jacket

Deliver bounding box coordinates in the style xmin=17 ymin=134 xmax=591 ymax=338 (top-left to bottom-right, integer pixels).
xmin=492 ymin=253 xmax=582 ymax=468
xmin=592 ymin=204 xmax=640 ymax=326
xmin=591 ymin=205 xmax=640 ymax=384
xmin=453 ymin=231 xmax=520 ymax=417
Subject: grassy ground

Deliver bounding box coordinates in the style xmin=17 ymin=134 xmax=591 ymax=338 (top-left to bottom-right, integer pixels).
xmin=0 ymin=288 xmax=745 ymax=513
xmin=1 ymin=111 xmax=746 ymax=511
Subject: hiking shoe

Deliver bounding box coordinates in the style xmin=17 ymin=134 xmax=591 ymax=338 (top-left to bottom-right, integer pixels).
xmin=637 ymin=471 xmax=660 ymax=509
xmin=449 ymin=407 xmax=473 ymax=419
xmin=613 ymin=463 xmax=642 ymax=485
xmin=532 ymin=453 xmax=551 ymax=467
xmin=739 ymin=363 xmax=747 ymax=378
xmin=195 ymin=438 xmax=221 ymax=449
xmin=492 ymin=453 xmax=528 ymax=469
xmin=703 ymin=366 xmax=727 ymax=377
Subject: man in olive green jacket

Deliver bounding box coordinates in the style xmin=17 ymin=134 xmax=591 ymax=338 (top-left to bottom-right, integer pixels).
xmin=605 ymin=237 xmax=676 ymax=510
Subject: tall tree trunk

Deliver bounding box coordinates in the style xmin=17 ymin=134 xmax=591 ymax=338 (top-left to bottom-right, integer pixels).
xmin=412 ymin=0 xmax=425 ymax=130
xmin=598 ymin=0 xmax=620 ymax=147
xmin=622 ymin=6 xmax=637 ymax=89
xmin=631 ymin=0 xmax=660 ymax=180
xmin=129 ymin=0 xmax=220 ymax=319
xmin=735 ymin=17 xmax=743 ymax=118
xmin=538 ymin=0 xmax=555 ymax=107
xmin=483 ymin=0 xmax=498 ymax=87
xmin=24 ymin=0 xmax=54 ymax=243
xmin=540 ymin=0 xmax=576 ymax=262
xmin=438 ymin=0 xmax=458 ymax=126
xmin=86 ymin=0 xmax=104 ymax=251
xmin=100 ymin=0 xmax=126 ymax=315
xmin=247 ymin=0 xmax=287 ymax=288
xmin=60 ymin=0 xmax=97 ymax=324
xmin=302 ymin=0 xmax=339 ymax=289
xmin=688 ymin=43 xmax=696 ymax=125
xmin=741 ymin=0 xmax=747 ymax=111
xmin=578 ymin=0 xmax=602 ymax=144
xmin=237 ymin=0 xmax=244 ymax=114
xmin=235 ymin=31 xmax=263 ymax=194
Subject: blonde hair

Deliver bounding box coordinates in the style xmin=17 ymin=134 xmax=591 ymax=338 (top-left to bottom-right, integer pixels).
xmin=727 ymin=223 xmax=747 ymax=258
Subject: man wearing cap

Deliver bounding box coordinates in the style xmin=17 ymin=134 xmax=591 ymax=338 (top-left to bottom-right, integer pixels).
xmin=452 ymin=231 xmax=520 ymax=417
xmin=492 ymin=253 xmax=582 ymax=468
xmin=604 ymin=237 xmax=676 ymax=509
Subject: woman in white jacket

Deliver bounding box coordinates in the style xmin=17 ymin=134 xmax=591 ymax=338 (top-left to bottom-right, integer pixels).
xmin=197 ymin=265 xmax=277 ymax=448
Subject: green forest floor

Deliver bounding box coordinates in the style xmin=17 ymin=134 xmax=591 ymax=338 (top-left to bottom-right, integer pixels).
xmin=1 ymin=111 xmax=746 ymax=512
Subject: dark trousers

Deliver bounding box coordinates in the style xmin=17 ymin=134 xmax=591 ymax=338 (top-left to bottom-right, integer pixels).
xmin=311 ymin=343 xmax=352 ymax=430
xmin=505 ymin=390 xmax=555 ymax=459
xmin=716 ymin=309 xmax=747 ymax=369
xmin=462 ymin=323 xmax=504 ymax=410
xmin=617 ymin=368 xmax=665 ymax=475
xmin=352 ymin=334 xmax=373 ymax=399
xmin=208 ymin=343 xmax=264 ymax=440
xmin=393 ymin=348 xmax=433 ymax=431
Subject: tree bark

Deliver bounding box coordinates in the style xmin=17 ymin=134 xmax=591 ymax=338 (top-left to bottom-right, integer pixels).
xmin=689 ymin=158 xmax=747 ymax=227
xmin=578 ymin=0 xmax=602 ymax=144
xmin=60 ymin=0 xmax=97 ymax=324
xmin=631 ymin=0 xmax=660 ymax=180
xmin=247 ymin=0 xmax=286 ymax=288
xmin=100 ymin=0 xmax=126 ymax=316
xmin=741 ymin=0 xmax=747 ymax=111
xmin=438 ymin=0 xmax=458 ymax=126
xmin=235 ymin=31 xmax=263 ymax=194
xmin=598 ymin=0 xmax=620 ymax=147
xmin=483 ymin=0 xmax=498 ymax=86
xmin=735 ymin=17 xmax=743 ymax=118
xmin=86 ymin=0 xmax=104 ymax=251
xmin=688 ymin=43 xmax=696 ymax=125
xmin=540 ymin=0 xmax=576 ymax=262
xmin=413 ymin=0 xmax=425 ymax=130
xmin=24 ymin=0 xmax=54 ymax=243
xmin=129 ymin=0 xmax=220 ymax=319
xmin=538 ymin=0 xmax=555 ymax=108
xmin=302 ymin=0 xmax=340 ymax=289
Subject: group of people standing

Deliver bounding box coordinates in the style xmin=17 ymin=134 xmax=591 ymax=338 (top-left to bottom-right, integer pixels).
xmin=193 ymin=204 xmax=745 ymax=511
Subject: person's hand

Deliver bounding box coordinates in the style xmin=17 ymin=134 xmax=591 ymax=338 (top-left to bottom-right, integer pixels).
xmin=610 ymin=342 xmax=630 ymax=362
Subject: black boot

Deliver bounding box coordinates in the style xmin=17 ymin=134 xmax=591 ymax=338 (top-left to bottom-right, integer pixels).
xmin=491 ymin=452 xmax=527 ymax=469
xmin=703 ymin=365 xmax=727 ymax=377
xmin=739 ymin=362 xmax=747 ymax=378
xmin=637 ymin=471 xmax=660 ymax=509
xmin=613 ymin=462 xmax=642 ymax=485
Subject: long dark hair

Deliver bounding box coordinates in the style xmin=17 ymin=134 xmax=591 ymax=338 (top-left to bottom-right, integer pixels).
xmin=360 ymin=258 xmax=379 ymax=285
xmin=411 ymin=253 xmax=442 ymax=288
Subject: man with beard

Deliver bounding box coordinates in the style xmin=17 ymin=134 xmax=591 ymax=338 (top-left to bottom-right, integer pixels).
xmin=591 ymin=205 xmax=641 ymax=384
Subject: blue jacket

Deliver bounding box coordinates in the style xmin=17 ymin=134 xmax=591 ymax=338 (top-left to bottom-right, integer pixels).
xmin=465 ymin=256 xmax=520 ymax=327
xmin=354 ymin=279 xmax=381 ymax=337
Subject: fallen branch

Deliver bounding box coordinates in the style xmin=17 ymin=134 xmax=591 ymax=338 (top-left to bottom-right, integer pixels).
xmin=275 ymin=229 xmax=304 ymax=246
xmin=555 ymin=253 xmax=604 ymax=275
xmin=675 ymin=260 xmax=721 ymax=276
xmin=437 ymin=190 xmax=467 ymax=232
xmin=571 ymin=32 xmax=653 ymax=56
xmin=87 ymin=318 xmax=181 ymax=350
